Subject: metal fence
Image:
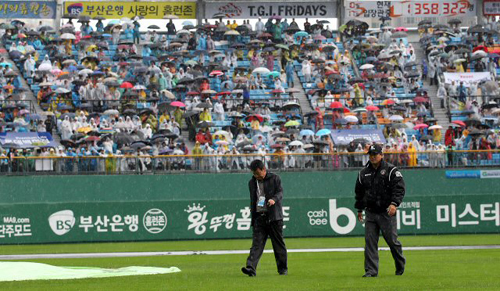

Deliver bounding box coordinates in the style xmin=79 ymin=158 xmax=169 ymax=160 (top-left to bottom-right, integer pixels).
xmin=1 ymin=150 xmax=499 ymax=175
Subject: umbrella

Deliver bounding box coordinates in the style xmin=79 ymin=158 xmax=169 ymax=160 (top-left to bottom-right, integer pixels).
xmin=284 ymin=120 xmax=300 ymax=127
xmin=413 ymin=97 xmax=428 ymax=103
xmin=345 ymin=115 xmax=359 ymax=123
xmin=289 ymin=141 xmax=304 ymax=147
xmin=247 ymin=114 xmax=264 ymax=123
xmin=170 ymin=101 xmax=186 ymax=107
xmin=120 ymin=82 xmax=133 ymax=89
xmin=163 ymin=14 xmax=179 ymax=19
xmin=366 ymin=105 xmax=380 ymax=111
xmin=315 ymin=129 xmax=331 ymax=136
xmin=60 ymin=33 xmax=76 ymax=40
xmin=197 ymin=103 xmax=213 ymax=109
xmin=414 ymin=124 xmax=428 ymax=130
xmin=360 ymin=64 xmax=374 ymax=70
xmin=148 ymin=25 xmax=160 ymax=29
xmin=452 ymin=120 xmax=466 ymax=127
xmin=224 ymin=30 xmax=240 ymax=36
xmin=428 ymin=125 xmax=443 ymax=130
xmin=213 ymin=130 xmax=231 ymax=140
xmin=389 ymin=115 xmax=404 ymax=122
xmin=197 ymin=121 xmax=215 ymax=128
xmin=252 ymin=67 xmax=270 ymax=75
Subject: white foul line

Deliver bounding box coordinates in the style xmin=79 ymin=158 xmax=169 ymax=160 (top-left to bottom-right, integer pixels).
xmin=0 ymin=245 xmax=499 ymax=260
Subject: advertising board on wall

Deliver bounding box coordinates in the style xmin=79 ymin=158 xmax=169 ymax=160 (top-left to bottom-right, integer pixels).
xmin=205 ymin=1 xmax=337 ymax=19
xmin=346 ymin=0 xmax=476 ymax=19
xmin=0 ymin=195 xmax=498 ymax=244
xmin=63 ymin=1 xmax=196 ymax=19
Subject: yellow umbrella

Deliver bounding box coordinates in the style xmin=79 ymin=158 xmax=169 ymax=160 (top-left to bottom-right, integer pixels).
xmin=86 ymin=45 xmax=98 ymax=52
xmin=77 ymin=127 xmax=92 ymax=133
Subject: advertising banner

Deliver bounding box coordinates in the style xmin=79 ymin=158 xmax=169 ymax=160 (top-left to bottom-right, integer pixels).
xmin=345 ymin=0 xmax=476 ymax=19
xmin=0 ymin=1 xmax=56 ymax=19
xmin=446 ymin=170 xmax=500 ymax=179
xmin=63 ymin=1 xmax=196 ymax=19
xmin=484 ymin=0 xmax=500 ymax=16
xmin=205 ymin=1 xmax=337 ymax=19
xmin=0 ymin=132 xmax=56 ymax=148
xmin=443 ymin=72 xmax=492 ymax=86
xmin=330 ymin=129 xmax=386 ymax=146
xmin=1 ymin=195 xmax=498 ymax=244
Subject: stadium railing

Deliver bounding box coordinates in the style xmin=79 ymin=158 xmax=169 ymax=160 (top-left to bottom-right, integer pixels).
xmin=1 ymin=150 xmax=499 ymax=175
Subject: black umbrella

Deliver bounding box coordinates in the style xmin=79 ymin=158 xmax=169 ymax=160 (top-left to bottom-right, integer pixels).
xmin=182 ymin=111 xmax=198 ymax=118
xmin=197 ymin=121 xmax=214 ymax=128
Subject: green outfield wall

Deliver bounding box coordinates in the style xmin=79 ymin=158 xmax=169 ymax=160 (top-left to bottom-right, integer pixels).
xmin=0 ymin=169 xmax=498 ymax=244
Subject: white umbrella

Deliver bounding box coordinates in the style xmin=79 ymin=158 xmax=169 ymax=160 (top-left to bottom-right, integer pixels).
xmin=472 ymin=50 xmax=487 ymax=57
xmin=289 ymin=141 xmax=304 ymax=147
xmin=224 ymin=30 xmax=240 ymax=36
xmin=160 ymin=90 xmax=175 ymax=99
xmin=78 ymin=69 xmax=93 ymax=75
xmin=55 ymin=87 xmax=70 ymax=94
xmin=163 ymin=14 xmax=179 ymax=19
xmin=121 ymin=17 xmax=131 ymax=22
xmin=133 ymin=85 xmax=146 ymax=90
xmin=454 ymin=58 xmax=466 ymax=64
xmin=103 ymin=109 xmax=119 ymax=116
xmin=389 ymin=115 xmax=404 ymax=121
xmin=38 ymin=63 xmax=52 ymax=71
xmin=176 ymin=30 xmax=190 ymax=35
xmin=428 ymin=125 xmax=443 ymax=130
xmin=360 ymin=64 xmax=374 ymax=70
xmin=345 ymin=115 xmax=359 ymax=123
xmin=60 ymin=33 xmax=75 ymax=40
xmin=252 ymin=67 xmax=270 ymax=74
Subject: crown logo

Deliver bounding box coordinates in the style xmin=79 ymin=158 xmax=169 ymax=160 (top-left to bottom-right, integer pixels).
xmin=184 ymin=203 xmax=206 ymax=213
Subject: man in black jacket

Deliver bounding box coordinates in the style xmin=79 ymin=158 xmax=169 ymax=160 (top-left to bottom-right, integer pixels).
xmin=355 ymin=144 xmax=406 ymax=277
xmin=241 ymin=159 xmax=287 ymax=276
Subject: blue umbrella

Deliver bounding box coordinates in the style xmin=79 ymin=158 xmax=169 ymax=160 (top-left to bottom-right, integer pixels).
xmin=294 ymin=31 xmax=309 ymax=38
xmin=108 ymin=20 xmax=119 ymax=25
xmin=315 ymin=129 xmax=331 ymax=136
xmin=27 ymin=114 xmax=41 ymax=120
xmin=67 ymin=65 xmax=77 ymax=72
xmin=182 ymin=20 xmax=193 ymax=26
xmin=92 ymin=70 xmax=104 ymax=76
xmin=300 ymin=129 xmax=315 ymax=136
xmin=0 ymin=62 xmax=12 ymax=68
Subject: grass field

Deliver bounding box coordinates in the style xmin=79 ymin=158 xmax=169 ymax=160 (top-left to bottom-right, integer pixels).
xmin=2 ymin=234 xmax=500 ymax=290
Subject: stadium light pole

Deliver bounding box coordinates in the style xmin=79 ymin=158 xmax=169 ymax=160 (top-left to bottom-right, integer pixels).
xmin=55 ymin=0 xmax=63 ymax=31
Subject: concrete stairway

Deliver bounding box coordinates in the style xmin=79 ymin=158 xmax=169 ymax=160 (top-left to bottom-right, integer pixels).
xmin=412 ymin=41 xmax=451 ymax=143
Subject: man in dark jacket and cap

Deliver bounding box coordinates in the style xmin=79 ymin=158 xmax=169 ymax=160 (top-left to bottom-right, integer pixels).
xmin=242 ymin=159 xmax=287 ymax=276
xmin=355 ymin=144 xmax=406 ymax=277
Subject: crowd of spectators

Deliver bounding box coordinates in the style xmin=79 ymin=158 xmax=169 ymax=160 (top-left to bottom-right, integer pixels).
xmin=0 ymin=15 xmax=499 ymax=174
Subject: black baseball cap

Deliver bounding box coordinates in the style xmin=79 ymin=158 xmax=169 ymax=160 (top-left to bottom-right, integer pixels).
xmin=367 ymin=144 xmax=383 ymax=155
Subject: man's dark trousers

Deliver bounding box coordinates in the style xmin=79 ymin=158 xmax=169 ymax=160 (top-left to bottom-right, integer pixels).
xmin=246 ymin=214 xmax=287 ymax=273
xmin=364 ymin=210 xmax=405 ymax=276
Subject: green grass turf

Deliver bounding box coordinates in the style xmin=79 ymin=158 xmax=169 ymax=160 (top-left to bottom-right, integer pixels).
xmin=2 ymin=249 xmax=500 ymax=290
xmin=0 ymin=234 xmax=499 ymax=289
xmin=1 ymin=234 xmax=499 ymax=255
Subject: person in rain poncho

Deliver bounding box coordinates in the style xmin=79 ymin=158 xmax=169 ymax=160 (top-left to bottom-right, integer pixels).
xmin=61 ymin=116 xmax=72 ymax=140
xmin=408 ymin=142 xmax=418 ymax=167
xmin=142 ymin=124 xmax=153 ymax=139
xmin=213 ymin=100 xmax=225 ymax=121
xmin=199 ymin=108 xmax=212 ymax=122
xmin=24 ymin=55 xmax=36 ymax=78
xmin=302 ymin=59 xmax=312 ymax=82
